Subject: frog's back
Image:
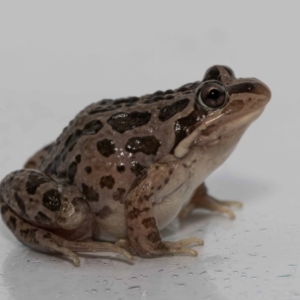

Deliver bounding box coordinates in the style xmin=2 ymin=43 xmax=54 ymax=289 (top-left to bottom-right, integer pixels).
xmin=40 ymin=82 xmax=203 ymax=185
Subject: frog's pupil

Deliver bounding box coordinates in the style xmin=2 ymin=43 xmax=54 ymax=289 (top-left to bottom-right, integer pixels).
xmin=209 ymin=89 xmax=220 ymax=100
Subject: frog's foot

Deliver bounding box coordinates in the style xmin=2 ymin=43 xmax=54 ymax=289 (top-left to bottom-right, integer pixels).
xmin=179 ymin=183 xmax=243 ymax=220
xmin=1 ymin=203 xmax=133 ymax=266
xmin=163 ymin=237 xmax=204 ymax=256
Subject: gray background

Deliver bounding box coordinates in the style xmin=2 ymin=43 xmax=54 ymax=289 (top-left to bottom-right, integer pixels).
xmin=0 ymin=1 xmax=298 ymax=299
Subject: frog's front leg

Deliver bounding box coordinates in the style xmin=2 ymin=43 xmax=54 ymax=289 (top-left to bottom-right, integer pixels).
xmin=0 ymin=169 xmax=133 ymax=265
xmin=125 ymin=162 xmax=203 ymax=258
xmin=178 ymin=183 xmax=243 ymax=220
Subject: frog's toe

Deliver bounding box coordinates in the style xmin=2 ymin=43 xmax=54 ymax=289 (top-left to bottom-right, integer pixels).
xmin=164 ymin=237 xmax=204 ymax=256
xmin=153 ymin=237 xmax=204 ymax=257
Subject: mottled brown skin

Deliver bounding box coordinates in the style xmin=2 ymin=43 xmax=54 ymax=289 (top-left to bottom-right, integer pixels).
xmin=0 ymin=66 xmax=271 ymax=265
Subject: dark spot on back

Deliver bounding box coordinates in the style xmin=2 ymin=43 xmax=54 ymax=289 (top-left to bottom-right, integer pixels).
xmin=117 ymin=165 xmax=126 ymax=173
xmin=47 ymin=120 xmax=103 ymax=174
xmin=97 ymin=139 xmax=115 ymax=157
xmin=26 ymin=172 xmax=49 ymax=195
xmin=130 ymin=162 xmax=146 ymax=177
xmin=82 ymin=120 xmax=104 ymax=135
xmin=43 ymin=189 xmax=61 ymax=212
xmin=107 ymin=111 xmax=151 ymax=133
xmin=113 ymin=188 xmax=126 ymax=204
xmin=164 ymin=95 xmax=174 ymax=100
xmin=100 ymin=175 xmax=115 ymax=189
xmin=113 ymin=96 xmax=139 ymax=105
xmin=164 ymin=89 xmax=174 ymax=95
xmin=96 ymin=205 xmax=113 ymax=219
xmin=85 ymin=166 xmax=92 ymax=174
xmin=75 ymin=155 xmax=81 ymax=163
xmin=158 ymin=98 xmax=190 ymax=122
xmin=81 ymin=183 xmax=99 ymax=202
xmin=88 ymin=105 xmax=122 ymax=114
xmin=125 ymin=136 xmax=161 ymax=155
xmin=67 ymin=162 xmax=77 ymax=182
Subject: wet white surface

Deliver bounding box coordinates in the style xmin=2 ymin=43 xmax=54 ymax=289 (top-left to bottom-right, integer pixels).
xmin=0 ymin=1 xmax=299 ymax=299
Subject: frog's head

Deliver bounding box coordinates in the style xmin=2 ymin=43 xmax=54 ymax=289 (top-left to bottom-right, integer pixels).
xmin=174 ymin=65 xmax=271 ymax=158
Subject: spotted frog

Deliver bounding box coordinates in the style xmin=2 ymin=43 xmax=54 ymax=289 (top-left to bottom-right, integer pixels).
xmin=0 ymin=66 xmax=271 ymax=266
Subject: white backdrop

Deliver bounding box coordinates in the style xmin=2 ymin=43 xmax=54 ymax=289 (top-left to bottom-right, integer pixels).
xmin=0 ymin=1 xmax=299 ymax=300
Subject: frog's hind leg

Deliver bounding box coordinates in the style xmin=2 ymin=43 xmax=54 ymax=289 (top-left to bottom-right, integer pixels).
xmin=178 ymin=183 xmax=243 ymax=220
xmin=24 ymin=143 xmax=54 ymax=169
xmin=0 ymin=202 xmax=133 ymax=266
xmin=0 ymin=169 xmax=133 ymax=265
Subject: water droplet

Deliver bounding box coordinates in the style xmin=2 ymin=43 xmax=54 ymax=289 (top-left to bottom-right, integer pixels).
xmin=188 ymin=272 xmax=193 ymax=276
xmin=278 ymin=274 xmax=292 ymax=278
xmin=177 ymin=283 xmax=185 ymax=286
xmin=260 ymin=228 xmax=267 ymax=231
xmin=105 ymin=288 xmax=110 ymax=293
xmin=215 ymin=270 xmax=222 ymax=273
xmin=252 ymin=276 xmax=257 ymax=280
xmin=128 ymin=286 xmax=140 ymax=291
xmin=92 ymin=289 xmax=97 ymax=294
xmin=172 ymin=275 xmax=178 ymax=278
xmin=288 ymin=264 xmax=297 ymax=267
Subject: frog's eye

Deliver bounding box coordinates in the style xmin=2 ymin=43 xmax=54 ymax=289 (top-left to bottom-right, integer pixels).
xmin=198 ymin=82 xmax=228 ymax=110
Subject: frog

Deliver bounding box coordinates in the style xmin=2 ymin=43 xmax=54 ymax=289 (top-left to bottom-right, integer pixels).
xmin=0 ymin=65 xmax=271 ymax=266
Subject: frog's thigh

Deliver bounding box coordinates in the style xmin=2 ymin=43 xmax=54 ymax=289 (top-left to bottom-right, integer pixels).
xmin=125 ymin=162 xmax=203 ymax=258
xmin=178 ymin=183 xmax=243 ymax=220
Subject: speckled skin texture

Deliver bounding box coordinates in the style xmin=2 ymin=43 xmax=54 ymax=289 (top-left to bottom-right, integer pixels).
xmin=0 ymin=66 xmax=271 ymax=265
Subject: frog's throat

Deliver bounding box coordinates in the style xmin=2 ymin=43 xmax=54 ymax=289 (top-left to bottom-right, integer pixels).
xmin=174 ymin=106 xmax=265 ymax=159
